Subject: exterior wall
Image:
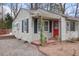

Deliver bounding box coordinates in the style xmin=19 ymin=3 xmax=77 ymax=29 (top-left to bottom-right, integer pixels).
xmin=12 ymin=10 xmax=52 ymax=42
xmin=12 ymin=10 xmax=33 ymax=42
xmin=65 ymin=21 xmax=79 ymax=40
xmin=60 ymin=17 xmax=79 ymax=41
xmin=12 ymin=9 xmax=79 ymax=42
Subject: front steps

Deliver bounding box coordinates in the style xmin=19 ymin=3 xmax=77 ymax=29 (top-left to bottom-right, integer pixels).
xmin=31 ymin=39 xmax=57 ymax=46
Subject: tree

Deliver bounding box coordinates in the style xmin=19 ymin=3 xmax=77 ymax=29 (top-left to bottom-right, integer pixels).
xmin=9 ymin=3 xmax=22 ymax=20
xmin=75 ymin=3 xmax=79 ymax=17
xmin=5 ymin=13 xmax=13 ymax=29
xmin=59 ymin=3 xmax=66 ymax=14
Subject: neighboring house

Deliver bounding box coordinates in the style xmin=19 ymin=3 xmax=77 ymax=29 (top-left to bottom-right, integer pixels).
xmin=12 ymin=9 xmax=79 ymax=42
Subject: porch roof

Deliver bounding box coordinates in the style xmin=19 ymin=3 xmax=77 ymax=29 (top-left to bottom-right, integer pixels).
xmin=29 ymin=9 xmax=61 ymax=19
xmin=29 ymin=9 xmax=79 ymax=21
xmin=65 ymin=16 xmax=79 ymax=21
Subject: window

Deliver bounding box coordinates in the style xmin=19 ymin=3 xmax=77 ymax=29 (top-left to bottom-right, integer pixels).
xmin=66 ymin=21 xmax=70 ymax=31
xmin=37 ymin=19 xmax=41 ymax=31
xmin=53 ymin=21 xmax=58 ymax=29
xmin=70 ymin=22 xmax=75 ymax=31
xmin=24 ymin=19 xmax=29 ymax=33
xmin=44 ymin=21 xmax=48 ymax=31
xmin=22 ymin=19 xmax=29 ymax=33
xmin=34 ymin=18 xmax=37 ymax=33
xmin=16 ymin=23 xmax=20 ymax=31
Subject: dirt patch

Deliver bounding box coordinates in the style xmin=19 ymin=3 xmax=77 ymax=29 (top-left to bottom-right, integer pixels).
xmin=38 ymin=41 xmax=79 ymax=56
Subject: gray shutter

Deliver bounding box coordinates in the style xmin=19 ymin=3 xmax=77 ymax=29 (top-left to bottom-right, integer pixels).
xmin=22 ymin=20 xmax=24 ymax=32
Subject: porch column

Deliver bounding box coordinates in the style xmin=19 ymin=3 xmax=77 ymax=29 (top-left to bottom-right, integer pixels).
xmin=60 ymin=17 xmax=66 ymax=41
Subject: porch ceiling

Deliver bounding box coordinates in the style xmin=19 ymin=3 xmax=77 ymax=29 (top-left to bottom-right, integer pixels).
xmin=30 ymin=9 xmax=61 ymax=20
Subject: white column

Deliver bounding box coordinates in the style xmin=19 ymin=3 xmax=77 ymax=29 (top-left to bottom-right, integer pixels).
xmin=60 ymin=17 xmax=66 ymax=41
xmin=77 ymin=22 xmax=79 ymax=37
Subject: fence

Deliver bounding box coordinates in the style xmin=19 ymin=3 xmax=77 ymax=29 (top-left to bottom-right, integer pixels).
xmin=0 ymin=29 xmax=11 ymax=35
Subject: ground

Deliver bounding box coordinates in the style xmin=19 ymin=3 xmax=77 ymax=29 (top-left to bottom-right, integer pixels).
xmin=1 ymin=37 xmax=79 ymax=56
xmin=39 ymin=41 xmax=79 ymax=56
xmin=0 ymin=39 xmax=44 ymax=56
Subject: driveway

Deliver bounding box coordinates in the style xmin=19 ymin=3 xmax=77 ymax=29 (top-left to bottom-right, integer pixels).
xmin=0 ymin=39 xmax=44 ymax=56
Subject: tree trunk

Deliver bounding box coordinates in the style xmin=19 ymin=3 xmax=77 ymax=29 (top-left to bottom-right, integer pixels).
xmin=59 ymin=3 xmax=66 ymax=14
xmin=1 ymin=3 xmax=4 ymax=29
xmin=13 ymin=4 xmax=22 ymax=20
xmin=75 ymin=3 xmax=78 ymax=17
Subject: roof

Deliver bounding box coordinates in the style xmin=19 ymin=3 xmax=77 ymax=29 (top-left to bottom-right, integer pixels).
xmin=15 ymin=8 xmax=79 ymax=21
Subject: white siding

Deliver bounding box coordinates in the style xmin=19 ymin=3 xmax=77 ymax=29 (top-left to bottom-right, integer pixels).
xmin=12 ymin=9 xmax=79 ymax=42
xmin=12 ymin=10 xmax=32 ymax=42
xmin=66 ymin=22 xmax=79 ymax=40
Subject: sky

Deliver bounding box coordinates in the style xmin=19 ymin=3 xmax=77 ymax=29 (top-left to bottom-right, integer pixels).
xmin=0 ymin=3 xmax=78 ymax=17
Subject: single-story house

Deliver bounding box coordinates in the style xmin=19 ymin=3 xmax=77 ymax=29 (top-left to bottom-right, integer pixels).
xmin=12 ymin=9 xmax=79 ymax=42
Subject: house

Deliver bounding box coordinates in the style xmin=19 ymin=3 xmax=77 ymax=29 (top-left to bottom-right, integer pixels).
xmin=12 ymin=9 xmax=79 ymax=42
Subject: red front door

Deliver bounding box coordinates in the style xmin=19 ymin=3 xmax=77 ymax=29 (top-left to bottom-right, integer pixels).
xmin=52 ymin=20 xmax=59 ymax=37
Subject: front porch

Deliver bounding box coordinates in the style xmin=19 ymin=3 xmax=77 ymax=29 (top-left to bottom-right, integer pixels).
xmin=30 ymin=9 xmax=63 ymax=45
xmin=31 ymin=16 xmax=61 ymax=45
xmin=32 ymin=17 xmax=60 ymax=40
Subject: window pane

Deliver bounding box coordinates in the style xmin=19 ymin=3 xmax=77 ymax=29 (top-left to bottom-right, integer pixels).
xmin=53 ymin=21 xmax=58 ymax=29
xmin=44 ymin=21 xmax=48 ymax=31
xmin=16 ymin=23 xmax=19 ymax=31
xmin=34 ymin=18 xmax=37 ymax=33
xmin=66 ymin=22 xmax=70 ymax=31
xmin=70 ymin=22 xmax=75 ymax=31
xmin=24 ymin=19 xmax=29 ymax=33
xmin=22 ymin=19 xmax=29 ymax=33
xmin=37 ymin=20 xmax=41 ymax=31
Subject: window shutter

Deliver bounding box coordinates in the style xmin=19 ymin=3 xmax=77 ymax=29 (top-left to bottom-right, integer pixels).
xmin=22 ymin=20 xmax=24 ymax=32
xmin=27 ymin=19 xmax=29 ymax=33
xmin=49 ymin=20 xmax=52 ymax=33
